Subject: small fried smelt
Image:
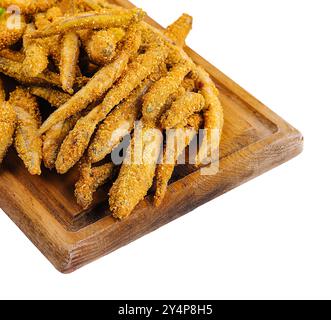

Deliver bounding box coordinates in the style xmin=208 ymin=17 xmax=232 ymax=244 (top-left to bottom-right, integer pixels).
xmin=85 ymin=28 xmax=125 ymax=65
xmin=1 ymin=0 xmax=57 ymax=15
xmin=43 ymin=116 xmax=78 ymax=169
xmin=30 ymin=86 xmax=78 ymax=170
xmin=39 ymin=25 xmax=142 ymax=135
xmin=0 ymin=56 xmax=61 ymax=87
xmin=75 ymin=161 xmax=114 ymax=209
xmin=193 ymin=66 xmax=224 ymax=164
xmin=60 ymin=31 xmax=80 ymax=93
xmin=161 ymin=92 xmax=205 ymax=129
xmin=0 ymin=14 xmax=26 ymax=51
xmin=164 ymin=14 xmax=193 ymax=48
xmin=109 ymin=125 xmax=163 ymax=220
xmin=56 ymin=43 xmax=168 ymax=173
xmin=28 ymin=9 xmax=145 ymax=39
xmin=0 ymin=102 xmax=16 ymax=163
xmin=22 ymin=24 xmax=49 ymax=77
xmin=88 ymin=81 xmax=151 ymax=164
xmin=9 ymin=88 xmax=42 ymax=175
xmin=29 ymin=87 xmax=71 ymax=108
xmin=142 ymin=62 xmax=192 ymax=126
xmin=154 ymin=115 xmax=202 ymax=207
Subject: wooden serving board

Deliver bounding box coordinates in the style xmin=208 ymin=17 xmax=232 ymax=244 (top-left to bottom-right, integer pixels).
xmin=0 ymin=0 xmax=303 ymax=273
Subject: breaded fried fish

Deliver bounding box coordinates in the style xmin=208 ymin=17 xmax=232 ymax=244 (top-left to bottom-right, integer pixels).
xmin=9 ymin=88 xmax=42 ymax=175
xmin=193 ymin=66 xmax=224 ymax=165
xmin=164 ymin=14 xmax=193 ymax=48
xmin=88 ymin=80 xmax=151 ymax=164
xmin=0 ymin=80 xmax=16 ymax=164
xmin=39 ymin=25 xmax=142 ymax=135
xmin=22 ymin=24 xmax=49 ymax=77
xmin=160 ymin=92 xmax=205 ymax=129
xmin=109 ymin=124 xmax=163 ymax=220
xmin=84 ymin=28 xmax=125 ymax=66
xmin=28 ymin=8 xmax=145 ymax=39
xmin=154 ymin=114 xmax=202 ymax=206
xmin=1 ymin=0 xmax=57 ymax=15
xmin=0 ymin=13 xmax=26 ymax=51
xmin=142 ymin=62 xmax=192 ymax=126
xmin=75 ymin=160 xmax=115 ymax=209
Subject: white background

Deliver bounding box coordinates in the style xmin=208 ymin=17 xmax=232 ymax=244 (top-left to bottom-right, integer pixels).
xmin=0 ymin=0 xmax=330 ymax=300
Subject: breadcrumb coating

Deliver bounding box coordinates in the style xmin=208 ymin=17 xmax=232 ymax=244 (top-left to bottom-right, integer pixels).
xmin=9 ymin=88 xmax=42 ymax=175
xmin=0 ymin=14 xmax=26 ymax=51
xmin=154 ymin=114 xmax=202 ymax=206
xmin=88 ymin=81 xmax=151 ymax=164
xmin=29 ymin=86 xmax=71 ymax=108
xmin=109 ymin=124 xmax=163 ymax=220
xmin=0 ymin=101 xmax=17 ymax=164
xmin=1 ymin=0 xmax=57 ymax=15
xmin=84 ymin=28 xmax=125 ymax=65
xmin=160 ymin=92 xmax=205 ymax=129
xmin=142 ymin=62 xmax=191 ymax=126
xmin=28 ymin=8 xmax=145 ymax=39
xmin=55 ymin=40 xmax=167 ymax=173
xmin=28 ymin=86 xmax=73 ymax=169
xmin=0 ymin=2 xmax=224 ymax=213
xmin=43 ymin=115 xmax=79 ymax=169
xmin=193 ymin=66 xmax=224 ymax=164
xmin=22 ymin=24 xmax=49 ymax=77
xmin=39 ymin=25 xmax=142 ymax=135
xmin=34 ymin=9 xmax=63 ymax=66
xmin=60 ymin=31 xmax=80 ymax=93
xmin=164 ymin=14 xmax=193 ymax=48
xmin=0 ymin=56 xmax=61 ymax=87
xmin=75 ymin=161 xmax=114 ymax=209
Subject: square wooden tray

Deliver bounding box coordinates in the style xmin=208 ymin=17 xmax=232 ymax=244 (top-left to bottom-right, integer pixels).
xmin=0 ymin=0 xmax=303 ymax=273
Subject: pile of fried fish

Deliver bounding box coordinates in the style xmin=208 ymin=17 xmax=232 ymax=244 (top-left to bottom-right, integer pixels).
xmin=0 ymin=0 xmax=224 ymax=219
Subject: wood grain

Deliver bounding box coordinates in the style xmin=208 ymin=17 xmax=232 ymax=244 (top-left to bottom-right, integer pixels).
xmin=0 ymin=0 xmax=303 ymax=273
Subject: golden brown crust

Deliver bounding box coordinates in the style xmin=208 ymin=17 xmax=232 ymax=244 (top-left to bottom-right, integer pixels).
xmin=43 ymin=115 xmax=79 ymax=170
xmin=193 ymin=66 xmax=224 ymax=164
xmin=0 ymin=3 xmax=224 ymax=214
xmin=0 ymin=101 xmax=16 ymax=164
xmin=0 ymin=56 xmax=62 ymax=87
xmin=142 ymin=62 xmax=192 ymax=126
xmin=164 ymin=14 xmax=193 ymax=48
xmin=109 ymin=125 xmax=163 ymax=220
xmin=28 ymin=8 xmax=145 ymax=39
xmin=1 ymin=0 xmax=57 ymax=15
xmin=160 ymin=92 xmax=205 ymax=129
xmin=154 ymin=114 xmax=202 ymax=206
xmin=60 ymin=31 xmax=80 ymax=93
xmin=88 ymin=81 xmax=151 ymax=164
xmin=29 ymin=86 xmax=71 ymax=108
xmin=0 ymin=14 xmax=26 ymax=51
xmin=22 ymin=24 xmax=49 ymax=77
xmin=75 ymin=160 xmax=114 ymax=209
xmin=54 ymin=37 xmax=167 ymax=174
xmin=84 ymin=28 xmax=125 ymax=66
xmin=39 ymin=25 xmax=142 ymax=135
xmin=9 ymin=88 xmax=42 ymax=175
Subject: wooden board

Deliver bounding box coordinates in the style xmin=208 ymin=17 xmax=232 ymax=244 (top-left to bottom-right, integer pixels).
xmin=0 ymin=0 xmax=303 ymax=273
